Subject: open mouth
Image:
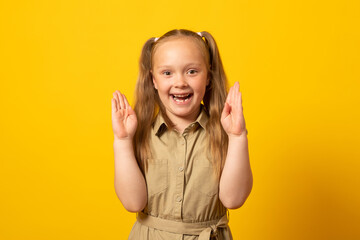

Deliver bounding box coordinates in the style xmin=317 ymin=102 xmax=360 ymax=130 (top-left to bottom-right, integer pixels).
xmin=171 ymin=93 xmax=193 ymax=103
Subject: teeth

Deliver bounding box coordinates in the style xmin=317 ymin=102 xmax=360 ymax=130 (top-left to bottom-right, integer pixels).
xmin=173 ymin=94 xmax=190 ymax=97
xmin=174 ymin=97 xmax=190 ymax=102
xmin=172 ymin=93 xmax=192 ymax=102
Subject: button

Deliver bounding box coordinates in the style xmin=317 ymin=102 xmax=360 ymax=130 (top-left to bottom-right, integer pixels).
xmin=176 ymin=196 xmax=182 ymax=202
xmin=190 ymin=123 xmax=194 ymax=128
xmin=178 ymin=166 xmax=184 ymax=172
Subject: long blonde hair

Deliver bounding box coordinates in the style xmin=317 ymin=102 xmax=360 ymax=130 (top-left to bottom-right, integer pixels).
xmin=133 ymin=29 xmax=229 ymax=179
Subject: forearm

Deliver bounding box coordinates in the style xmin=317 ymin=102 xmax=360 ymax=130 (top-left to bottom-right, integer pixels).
xmin=219 ymin=132 xmax=253 ymax=209
xmin=113 ymin=138 xmax=147 ymax=212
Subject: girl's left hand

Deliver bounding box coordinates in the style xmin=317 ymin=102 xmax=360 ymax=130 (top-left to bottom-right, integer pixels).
xmin=221 ymin=81 xmax=247 ymax=137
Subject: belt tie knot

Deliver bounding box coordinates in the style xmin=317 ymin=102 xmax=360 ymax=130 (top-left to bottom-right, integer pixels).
xmin=198 ymin=215 xmax=228 ymax=240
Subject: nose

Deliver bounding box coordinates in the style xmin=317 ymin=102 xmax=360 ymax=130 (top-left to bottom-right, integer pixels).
xmin=174 ymin=74 xmax=188 ymax=88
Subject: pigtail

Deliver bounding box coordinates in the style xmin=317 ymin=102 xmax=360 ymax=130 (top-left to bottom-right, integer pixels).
xmin=200 ymin=31 xmax=229 ymax=180
xmin=133 ymin=37 xmax=158 ymax=173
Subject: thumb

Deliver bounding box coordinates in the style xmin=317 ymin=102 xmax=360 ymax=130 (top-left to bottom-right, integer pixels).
xmin=127 ymin=105 xmax=136 ymax=116
xmin=221 ymin=102 xmax=231 ymax=120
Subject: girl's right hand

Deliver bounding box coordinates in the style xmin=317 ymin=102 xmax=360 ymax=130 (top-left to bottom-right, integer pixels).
xmin=111 ymin=90 xmax=138 ymax=140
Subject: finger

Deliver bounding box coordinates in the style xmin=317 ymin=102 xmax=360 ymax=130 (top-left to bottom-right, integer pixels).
xmin=231 ymin=83 xmax=241 ymax=112
xmin=239 ymin=92 xmax=243 ymax=107
xmin=226 ymin=85 xmax=233 ymax=104
xmin=238 ymin=89 xmax=244 ymax=113
xmin=121 ymin=94 xmax=128 ymax=110
xmin=236 ymin=92 xmax=242 ymax=112
xmin=123 ymin=94 xmax=130 ymax=109
xmin=111 ymin=97 xmax=117 ymax=113
xmin=235 ymin=81 xmax=240 ymax=93
xmin=123 ymin=94 xmax=136 ymax=116
xmin=114 ymin=91 xmax=121 ymax=109
xmin=118 ymin=91 xmax=125 ymax=109
xmin=113 ymin=92 xmax=119 ymax=111
xmin=231 ymin=82 xmax=239 ymax=104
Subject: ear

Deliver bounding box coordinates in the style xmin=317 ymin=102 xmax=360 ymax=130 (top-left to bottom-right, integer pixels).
xmin=150 ymin=70 xmax=158 ymax=89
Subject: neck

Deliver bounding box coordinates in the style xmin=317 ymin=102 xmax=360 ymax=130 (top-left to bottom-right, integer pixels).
xmin=167 ymin=107 xmax=202 ymax=134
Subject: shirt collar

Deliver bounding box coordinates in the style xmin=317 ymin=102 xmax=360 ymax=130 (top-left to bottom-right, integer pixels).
xmin=153 ymin=105 xmax=209 ymax=136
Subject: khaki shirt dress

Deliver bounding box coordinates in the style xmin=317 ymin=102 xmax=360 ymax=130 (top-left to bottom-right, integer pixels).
xmin=128 ymin=107 xmax=233 ymax=240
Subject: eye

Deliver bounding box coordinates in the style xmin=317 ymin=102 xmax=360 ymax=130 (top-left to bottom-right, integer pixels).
xmin=162 ymin=71 xmax=171 ymax=76
xmin=187 ymin=69 xmax=198 ymax=74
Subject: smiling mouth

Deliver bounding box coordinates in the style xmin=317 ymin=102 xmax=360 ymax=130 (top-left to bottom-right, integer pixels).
xmin=171 ymin=93 xmax=193 ymax=102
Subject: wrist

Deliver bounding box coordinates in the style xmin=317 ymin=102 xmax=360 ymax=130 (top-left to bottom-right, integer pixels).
xmin=228 ymin=129 xmax=248 ymax=141
xmin=114 ymin=136 xmax=134 ymax=147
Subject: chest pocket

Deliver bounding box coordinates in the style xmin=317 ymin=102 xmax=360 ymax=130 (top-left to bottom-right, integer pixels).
xmin=193 ymin=159 xmax=219 ymax=197
xmin=145 ymin=158 xmax=169 ymax=196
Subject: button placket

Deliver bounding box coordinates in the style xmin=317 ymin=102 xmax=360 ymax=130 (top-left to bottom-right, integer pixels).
xmin=174 ymin=133 xmax=187 ymax=219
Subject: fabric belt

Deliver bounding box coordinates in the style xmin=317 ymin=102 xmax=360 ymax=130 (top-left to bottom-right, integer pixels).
xmin=136 ymin=211 xmax=229 ymax=240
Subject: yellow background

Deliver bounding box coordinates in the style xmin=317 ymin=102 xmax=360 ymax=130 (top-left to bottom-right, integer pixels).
xmin=1 ymin=0 xmax=359 ymax=239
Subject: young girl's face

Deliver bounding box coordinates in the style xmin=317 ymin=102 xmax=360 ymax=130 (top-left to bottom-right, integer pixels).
xmin=151 ymin=37 xmax=209 ymax=124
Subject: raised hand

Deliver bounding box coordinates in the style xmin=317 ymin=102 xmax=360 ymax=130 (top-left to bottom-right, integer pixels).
xmin=221 ymin=82 xmax=247 ymax=137
xmin=111 ymin=90 xmax=138 ymax=140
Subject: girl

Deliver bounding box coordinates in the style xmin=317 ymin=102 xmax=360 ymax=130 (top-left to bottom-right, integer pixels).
xmin=111 ymin=29 xmax=253 ymax=239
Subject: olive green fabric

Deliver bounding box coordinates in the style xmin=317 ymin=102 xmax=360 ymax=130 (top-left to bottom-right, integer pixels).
xmin=128 ymin=107 xmax=233 ymax=240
